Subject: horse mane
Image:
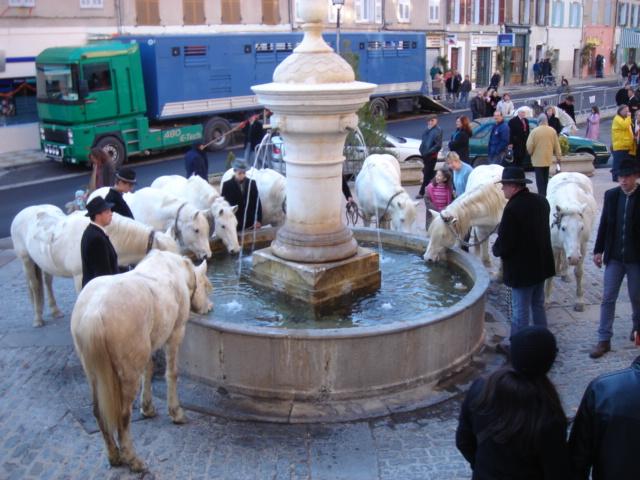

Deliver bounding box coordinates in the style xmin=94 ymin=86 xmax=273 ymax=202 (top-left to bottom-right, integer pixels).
xmin=107 ymin=214 xmax=151 ymax=253
xmin=441 ymin=183 xmax=505 ymax=234
xmin=188 ymin=174 xmax=219 ymax=200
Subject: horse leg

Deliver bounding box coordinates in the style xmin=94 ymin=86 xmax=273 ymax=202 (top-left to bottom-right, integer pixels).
xmin=544 ymin=277 xmax=554 ymax=308
xmin=43 ymin=273 xmax=63 ymax=319
xmin=140 ymin=358 xmax=157 ymax=418
xmin=21 ymin=257 xmax=44 ymax=327
xmin=117 ymin=373 xmax=147 ymax=473
xmin=73 ymin=275 xmax=83 ymax=294
xmin=478 ymin=229 xmax=491 ymax=267
xmin=92 ymin=392 xmax=121 ymax=467
xmin=574 ymin=254 xmax=585 ymax=312
xmin=165 ymin=328 xmax=187 ymax=424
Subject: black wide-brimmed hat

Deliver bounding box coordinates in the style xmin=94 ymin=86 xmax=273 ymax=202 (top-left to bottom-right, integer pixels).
xmin=510 ymin=326 xmax=558 ymax=377
xmin=618 ymin=157 xmax=640 ymax=177
xmin=498 ymin=166 xmax=532 ymax=185
xmin=85 ymin=197 xmax=114 ymax=217
xmin=115 ymin=167 xmax=137 ymax=184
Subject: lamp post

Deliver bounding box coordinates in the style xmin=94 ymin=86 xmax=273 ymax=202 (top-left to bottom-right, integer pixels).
xmin=332 ymin=0 xmax=345 ymax=55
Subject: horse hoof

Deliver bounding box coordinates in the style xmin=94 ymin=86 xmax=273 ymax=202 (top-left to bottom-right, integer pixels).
xmin=51 ymin=309 xmax=64 ymax=319
xmin=561 ymin=275 xmax=571 ymax=283
xmin=128 ymin=457 xmax=147 ymax=473
xmin=574 ymin=303 xmax=585 ymax=312
xmin=169 ymin=407 xmax=188 ymax=424
xmin=108 ymin=451 xmax=122 ymax=467
xmin=33 ymin=319 xmax=44 ymax=328
xmin=141 ymin=404 xmax=157 ymax=419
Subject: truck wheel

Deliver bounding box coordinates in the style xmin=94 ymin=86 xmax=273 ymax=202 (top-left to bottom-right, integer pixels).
xmin=369 ymin=98 xmax=388 ymax=119
xmin=94 ymin=136 xmax=126 ymax=169
xmin=204 ymin=117 xmax=231 ymax=151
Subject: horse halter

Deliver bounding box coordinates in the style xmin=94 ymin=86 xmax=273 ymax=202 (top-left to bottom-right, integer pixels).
xmin=145 ymin=230 xmax=156 ymax=254
xmin=173 ymin=202 xmax=188 ymax=245
xmin=379 ymin=190 xmax=404 ymax=223
xmin=551 ymin=212 xmax=563 ymax=230
xmin=439 ymin=211 xmax=500 ymax=248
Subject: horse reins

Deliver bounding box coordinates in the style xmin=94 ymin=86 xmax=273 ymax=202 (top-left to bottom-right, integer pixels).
xmin=378 ymin=190 xmax=404 ymax=224
xmin=145 ymin=230 xmax=156 ymax=253
xmin=345 ymin=201 xmax=362 ymax=226
xmin=174 ymin=202 xmax=188 ymax=245
xmin=439 ymin=212 xmax=500 ymax=248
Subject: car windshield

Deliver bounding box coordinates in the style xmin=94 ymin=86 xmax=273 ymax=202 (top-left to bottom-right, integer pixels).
xmin=36 ymin=64 xmax=79 ymax=102
xmin=473 ymin=124 xmax=493 ymax=139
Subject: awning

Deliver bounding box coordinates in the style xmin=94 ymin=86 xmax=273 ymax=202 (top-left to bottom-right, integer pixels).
xmin=620 ymin=28 xmax=640 ymax=49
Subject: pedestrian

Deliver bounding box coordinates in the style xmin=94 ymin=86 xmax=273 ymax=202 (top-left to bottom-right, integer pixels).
xmin=487 ymin=111 xmax=510 ymax=165
xmin=88 ymin=147 xmax=115 ymax=193
xmin=81 ymin=196 xmax=118 ymax=289
xmin=542 ymin=58 xmax=552 ymax=79
xmin=556 ymin=76 xmax=570 ymax=95
xmin=526 ymin=114 xmax=562 ymax=197
xmin=611 ymin=104 xmax=635 ymax=181
xmin=456 ymin=326 xmax=570 ymax=479
xmin=221 ymin=160 xmax=262 ymax=231
xmin=488 ymin=90 xmax=501 ymax=115
xmin=585 ymin=106 xmax=600 ymax=141
xmin=492 ymin=167 xmax=555 ymax=339
xmin=489 ymin=71 xmax=501 ymax=91
xmin=557 ymin=95 xmax=576 ymax=123
xmin=459 ymin=75 xmax=472 ymax=105
xmin=242 ymin=113 xmax=264 ymax=163
xmin=184 ymin=140 xmax=209 ymax=180
xmin=426 ymin=167 xmax=453 ymax=212
xmin=569 ymin=352 xmax=640 ymax=479
xmin=432 ymin=72 xmax=444 ymax=100
xmin=630 ymin=61 xmax=639 ymax=86
xmin=588 ymin=157 xmax=640 ymax=358
xmin=446 ymin=151 xmax=473 ymax=197
xmin=615 ymin=85 xmax=630 ymax=106
xmin=545 ymin=106 xmax=563 ymax=135
xmin=508 ymin=108 xmax=531 ymax=168
xmin=448 ymin=115 xmax=472 ymax=165
xmin=429 ymin=63 xmax=442 ymax=82
xmin=417 ymin=114 xmax=443 ymax=199
xmin=629 ymin=89 xmax=640 ymax=117
xmin=496 ymin=93 xmax=514 ymax=117
xmin=470 ymin=90 xmax=486 ymax=120
xmin=104 ymin=168 xmax=136 ymax=219
xmin=621 ymin=61 xmax=629 ymax=84
xmin=595 ymin=54 xmax=604 ymax=78
xmin=445 ymin=70 xmax=459 ymax=102
xmin=533 ymin=59 xmax=542 ymax=84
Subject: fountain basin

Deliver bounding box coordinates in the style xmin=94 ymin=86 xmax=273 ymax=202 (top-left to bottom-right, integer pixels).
xmin=180 ymin=227 xmax=489 ymax=422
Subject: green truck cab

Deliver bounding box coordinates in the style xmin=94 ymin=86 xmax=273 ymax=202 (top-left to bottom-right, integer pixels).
xmin=36 ymin=42 xmax=201 ymax=167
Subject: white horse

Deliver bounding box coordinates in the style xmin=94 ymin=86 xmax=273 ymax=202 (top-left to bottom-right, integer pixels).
xmin=150 ymin=175 xmax=240 ymax=254
xmin=90 ymin=187 xmax=212 ymax=260
xmin=71 ymin=251 xmax=212 ymax=473
xmin=544 ymin=172 xmax=597 ymax=312
xmin=424 ymin=164 xmax=506 ymax=266
xmin=220 ymin=167 xmax=287 ymax=227
xmin=355 ymin=154 xmax=418 ymax=233
xmin=10 ymin=205 xmax=179 ymax=326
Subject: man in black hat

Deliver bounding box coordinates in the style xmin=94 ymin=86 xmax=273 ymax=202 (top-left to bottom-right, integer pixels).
xmin=221 ymin=160 xmax=262 ymax=231
xmin=81 ymin=197 xmax=119 ymax=288
xmin=104 ymin=167 xmax=136 ymax=219
xmin=589 ymin=157 xmax=640 ymax=358
xmin=492 ymin=167 xmax=555 ymax=347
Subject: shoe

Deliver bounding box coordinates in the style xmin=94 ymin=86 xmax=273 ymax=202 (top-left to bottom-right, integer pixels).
xmin=415 ymin=194 xmax=424 ymax=200
xmin=589 ymin=341 xmax=611 ymax=359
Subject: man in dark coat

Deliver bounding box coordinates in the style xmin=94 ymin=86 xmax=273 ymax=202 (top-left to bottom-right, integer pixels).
xmin=469 ymin=90 xmax=486 ymax=120
xmin=508 ymin=109 xmax=531 ymax=168
xmin=81 ymin=197 xmax=118 ymax=288
xmin=243 ymin=114 xmax=264 ymax=163
xmin=184 ymin=141 xmax=209 ymax=180
xmin=557 ymin=95 xmax=576 ymax=123
xmin=417 ymin=114 xmax=443 ymax=198
xmin=569 ymin=355 xmax=640 ymax=480
xmin=589 ymin=158 xmax=640 ymax=358
xmin=616 ymin=86 xmax=632 ymax=106
xmin=489 ymin=71 xmax=501 ymax=91
xmin=221 ymin=160 xmax=262 ymax=231
xmin=492 ymin=167 xmax=555 ymax=343
xmin=104 ymin=167 xmax=136 ymax=219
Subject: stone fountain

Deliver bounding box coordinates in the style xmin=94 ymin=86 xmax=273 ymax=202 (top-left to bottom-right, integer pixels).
xmin=250 ymin=2 xmax=379 ymax=304
xmin=177 ymin=0 xmax=490 ymax=423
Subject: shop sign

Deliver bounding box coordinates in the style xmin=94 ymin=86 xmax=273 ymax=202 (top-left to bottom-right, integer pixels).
xmin=446 ymin=34 xmax=457 ymax=46
xmin=497 ymin=33 xmax=515 ymax=47
xmin=426 ymin=35 xmax=442 ymax=48
xmin=471 ymin=35 xmax=497 ymax=47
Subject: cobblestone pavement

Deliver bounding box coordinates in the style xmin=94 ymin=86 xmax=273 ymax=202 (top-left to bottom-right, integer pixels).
xmin=1 ymin=169 xmax=638 ymax=479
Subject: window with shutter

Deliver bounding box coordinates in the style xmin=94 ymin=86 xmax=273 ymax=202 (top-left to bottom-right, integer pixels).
xmin=183 ymin=0 xmax=205 ymax=25
xmin=222 ymin=0 xmax=241 ymax=24
xmin=262 ymin=0 xmax=280 ymax=25
xmin=375 ymin=0 xmax=383 ymax=23
xmin=136 ymin=0 xmax=160 ymax=25
xmin=397 ymin=0 xmax=410 ymax=22
xmin=429 ymin=0 xmax=440 ymax=23
xmin=536 ymin=0 xmax=547 ymax=25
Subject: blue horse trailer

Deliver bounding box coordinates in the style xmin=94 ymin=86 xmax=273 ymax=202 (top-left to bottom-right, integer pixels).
xmin=113 ymin=32 xmax=441 ymax=150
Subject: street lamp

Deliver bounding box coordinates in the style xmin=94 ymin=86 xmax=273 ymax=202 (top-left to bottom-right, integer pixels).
xmin=332 ymin=0 xmax=345 ymax=55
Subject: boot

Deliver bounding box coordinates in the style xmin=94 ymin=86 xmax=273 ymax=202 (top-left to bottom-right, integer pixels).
xmin=589 ymin=341 xmax=611 ymax=359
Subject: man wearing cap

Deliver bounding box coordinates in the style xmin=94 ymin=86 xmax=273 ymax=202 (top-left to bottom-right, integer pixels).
xmin=104 ymin=168 xmax=136 ymax=219
xmin=221 ymin=160 xmax=262 ymax=231
xmin=589 ymin=157 xmax=640 ymax=358
xmin=492 ymin=167 xmax=555 ymax=346
xmin=417 ymin=114 xmax=443 ymax=199
xmin=81 ymin=197 xmax=119 ymax=288
xmin=526 ymin=114 xmax=562 ymax=197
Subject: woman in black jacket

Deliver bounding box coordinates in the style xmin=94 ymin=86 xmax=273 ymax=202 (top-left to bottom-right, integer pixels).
xmin=456 ymin=326 xmax=570 ymax=480
xmin=448 ymin=115 xmax=472 ymax=165
xmin=545 ymin=106 xmax=563 ymax=135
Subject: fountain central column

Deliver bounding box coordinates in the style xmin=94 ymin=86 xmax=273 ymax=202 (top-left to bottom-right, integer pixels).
xmin=250 ymin=1 xmax=380 ymax=304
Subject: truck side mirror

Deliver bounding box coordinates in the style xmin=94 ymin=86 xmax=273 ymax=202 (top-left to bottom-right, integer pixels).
xmin=79 ymin=79 xmax=89 ymax=99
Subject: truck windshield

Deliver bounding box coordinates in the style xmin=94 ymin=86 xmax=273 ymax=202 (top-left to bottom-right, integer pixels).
xmin=36 ymin=64 xmax=79 ymax=102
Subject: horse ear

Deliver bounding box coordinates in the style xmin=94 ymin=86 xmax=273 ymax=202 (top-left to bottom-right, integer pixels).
xmin=218 ymin=208 xmax=224 ymax=217
xmin=166 ymin=226 xmax=177 ymax=240
xmin=428 ymin=209 xmax=439 ymax=218
xmin=231 ymin=205 xmax=238 ymax=214
xmin=555 ymin=205 xmax=562 ymax=213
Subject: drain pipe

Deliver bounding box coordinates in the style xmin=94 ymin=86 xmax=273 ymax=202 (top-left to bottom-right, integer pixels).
xmin=115 ymin=0 xmax=123 ymax=35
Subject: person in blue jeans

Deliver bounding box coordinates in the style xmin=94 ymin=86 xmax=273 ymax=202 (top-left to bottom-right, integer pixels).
xmin=492 ymin=167 xmax=555 ymax=353
xmin=589 ymin=157 xmax=640 ymax=358
xmin=487 ymin=111 xmax=510 ymax=165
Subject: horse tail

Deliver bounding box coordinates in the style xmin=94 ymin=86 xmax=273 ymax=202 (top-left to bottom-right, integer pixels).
xmin=78 ymin=314 xmax=123 ymax=435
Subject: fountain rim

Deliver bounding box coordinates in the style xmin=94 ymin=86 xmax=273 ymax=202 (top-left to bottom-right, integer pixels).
xmin=197 ymin=227 xmax=491 ymax=339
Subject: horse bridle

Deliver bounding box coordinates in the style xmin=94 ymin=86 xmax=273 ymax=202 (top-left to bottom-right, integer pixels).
xmin=174 ymin=202 xmax=188 ymax=245
xmin=145 ymin=230 xmax=156 ymax=253
xmin=378 ymin=190 xmax=404 ymax=224
xmin=439 ymin=212 xmax=500 ymax=248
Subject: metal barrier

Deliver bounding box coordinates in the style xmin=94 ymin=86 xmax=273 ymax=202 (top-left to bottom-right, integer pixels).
xmin=510 ymin=85 xmax=620 ymax=118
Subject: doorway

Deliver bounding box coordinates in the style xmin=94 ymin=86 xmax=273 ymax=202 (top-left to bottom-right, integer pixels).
xmin=450 ymin=48 xmax=460 ymax=71
xmin=573 ymin=49 xmax=580 ymax=78
xmin=509 ymin=48 xmax=524 ymax=84
xmin=476 ymin=47 xmax=492 ymax=87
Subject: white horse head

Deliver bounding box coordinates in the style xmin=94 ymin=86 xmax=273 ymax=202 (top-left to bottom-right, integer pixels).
xmin=552 ymin=204 xmax=586 ymax=266
xmin=424 ymin=208 xmax=457 ymax=262
xmin=174 ymin=206 xmax=212 ymax=261
xmin=210 ymin=197 xmax=240 ymax=254
xmin=388 ymin=192 xmax=418 ymax=233
xmin=186 ymin=257 xmax=213 ymax=314
xmin=154 ymin=227 xmax=181 ymax=254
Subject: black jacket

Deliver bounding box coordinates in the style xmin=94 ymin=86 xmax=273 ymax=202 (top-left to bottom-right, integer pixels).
xmin=558 ymin=101 xmax=576 ymax=122
xmin=81 ymin=223 xmax=118 ymax=288
xmin=184 ymin=144 xmax=209 ymax=180
xmin=616 ymin=88 xmax=630 ymax=106
xmin=221 ymin=177 xmax=262 ymax=230
xmin=490 ymin=73 xmax=501 ymax=89
xmin=104 ymin=188 xmax=133 ymax=219
xmin=470 ymin=96 xmax=486 ymax=120
xmin=492 ymin=188 xmax=555 ymax=288
xmin=243 ymin=119 xmax=264 ymax=151
xmin=593 ymin=186 xmax=640 ymax=264
xmin=508 ymin=116 xmax=531 ymax=167
xmin=419 ymin=125 xmax=443 ymax=158
xmin=548 ymin=115 xmax=563 ymax=135
xmin=569 ymin=356 xmax=640 ymax=480
xmin=457 ymin=378 xmax=570 ymax=480
xmin=448 ymin=128 xmax=470 ymax=164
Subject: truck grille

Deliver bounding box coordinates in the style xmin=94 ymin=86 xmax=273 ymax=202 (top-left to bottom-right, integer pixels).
xmin=43 ymin=128 xmax=68 ymax=144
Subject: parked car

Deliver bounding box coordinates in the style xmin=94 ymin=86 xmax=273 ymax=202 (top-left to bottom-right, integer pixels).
xmin=468 ymin=117 xmax=610 ymax=166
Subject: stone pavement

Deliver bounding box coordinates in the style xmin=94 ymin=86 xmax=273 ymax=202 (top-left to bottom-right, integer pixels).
xmin=1 ymin=169 xmax=639 ymax=480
